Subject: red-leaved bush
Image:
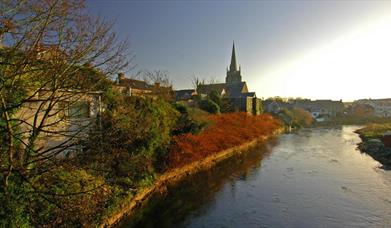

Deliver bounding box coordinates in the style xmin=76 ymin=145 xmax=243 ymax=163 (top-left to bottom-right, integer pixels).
xmin=168 ymin=112 xmax=282 ymax=169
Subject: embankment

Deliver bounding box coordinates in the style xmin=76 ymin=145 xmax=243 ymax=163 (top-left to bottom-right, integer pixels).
xmin=355 ymin=124 xmax=391 ymax=169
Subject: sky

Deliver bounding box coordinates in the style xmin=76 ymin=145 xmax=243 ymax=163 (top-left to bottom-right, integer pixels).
xmin=87 ymin=1 xmax=391 ymax=101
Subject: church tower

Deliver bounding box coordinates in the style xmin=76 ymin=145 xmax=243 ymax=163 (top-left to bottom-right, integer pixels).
xmin=226 ymin=42 xmax=242 ymax=83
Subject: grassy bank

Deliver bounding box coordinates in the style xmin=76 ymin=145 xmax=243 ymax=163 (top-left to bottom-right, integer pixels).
xmin=355 ymin=123 xmax=391 ymax=169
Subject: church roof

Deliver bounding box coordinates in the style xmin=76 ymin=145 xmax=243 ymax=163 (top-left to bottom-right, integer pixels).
xmin=197 ymin=81 xmax=254 ymax=98
xmin=197 ymin=83 xmax=226 ymax=96
xmin=241 ymin=92 xmax=256 ymax=98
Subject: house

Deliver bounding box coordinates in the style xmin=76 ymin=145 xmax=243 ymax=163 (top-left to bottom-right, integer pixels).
xmin=292 ymin=99 xmax=344 ymax=118
xmin=196 ymin=43 xmax=261 ymax=115
xmin=115 ymin=73 xmax=174 ymax=100
xmin=174 ymin=89 xmax=197 ymax=101
xmin=263 ymin=100 xmax=292 ymax=113
xmin=353 ymin=99 xmax=391 ymax=117
xmin=16 ymin=88 xmax=103 ymax=157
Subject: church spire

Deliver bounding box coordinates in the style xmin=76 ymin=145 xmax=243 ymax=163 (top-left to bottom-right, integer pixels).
xmin=230 ymin=41 xmax=237 ymax=72
xmin=226 ymin=41 xmax=242 ymax=83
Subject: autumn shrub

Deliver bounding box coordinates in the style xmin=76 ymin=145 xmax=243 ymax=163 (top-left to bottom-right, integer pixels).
xmin=168 ymin=113 xmax=282 ymax=168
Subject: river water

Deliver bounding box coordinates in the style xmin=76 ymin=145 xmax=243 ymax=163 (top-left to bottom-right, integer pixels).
xmin=122 ymin=126 xmax=391 ymax=228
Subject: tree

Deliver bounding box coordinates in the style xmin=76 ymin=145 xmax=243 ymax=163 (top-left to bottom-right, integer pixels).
xmin=190 ymin=74 xmax=203 ymax=91
xmin=199 ymin=99 xmax=220 ymax=114
xmin=279 ymin=108 xmax=313 ymax=128
xmin=141 ymin=69 xmax=174 ymax=101
xmin=0 ymin=0 xmax=130 ymax=225
xmin=142 ymin=69 xmax=172 ymax=87
xmin=209 ymin=90 xmax=222 ymax=107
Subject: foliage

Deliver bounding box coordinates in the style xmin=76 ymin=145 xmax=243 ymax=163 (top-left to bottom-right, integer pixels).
xmin=209 ymin=91 xmax=222 ymax=107
xmin=168 ymin=113 xmax=281 ymax=168
xmin=84 ymin=96 xmax=179 ymax=184
xmin=0 ymin=165 xmax=109 ymax=227
xmin=0 ymin=0 xmax=129 ymax=226
xmin=278 ymin=108 xmax=314 ymax=128
xmin=173 ymin=103 xmax=210 ymax=135
xmin=356 ymin=123 xmax=391 ymax=140
xmin=324 ymin=115 xmax=391 ymax=126
xmin=199 ymin=99 xmax=220 ymax=114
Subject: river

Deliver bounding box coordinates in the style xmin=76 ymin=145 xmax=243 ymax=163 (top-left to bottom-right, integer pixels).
xmin=121 ymin=126 xmax=391 ymax=228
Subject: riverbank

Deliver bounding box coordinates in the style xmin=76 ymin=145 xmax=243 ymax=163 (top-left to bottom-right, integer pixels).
xmin=129 ymin=126 xmax=391 ymax=228
xmin=98 ymin=128 xmax=283 ymax=227
xmin=355 ymin=123 xmax=391 ymax=169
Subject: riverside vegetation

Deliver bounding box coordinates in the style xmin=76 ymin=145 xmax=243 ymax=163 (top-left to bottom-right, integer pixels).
xmin=355 ymin=123 xmax=391 ymax=169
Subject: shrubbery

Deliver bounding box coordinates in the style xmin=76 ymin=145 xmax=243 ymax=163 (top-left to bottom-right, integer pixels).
xmin=278 ymin=108 xmax=314 ymax=128
xmin=84 ymin=95 xmax=179 ymax=185
xmin=168 ymin=112 xmax=281 ymax=168
xmin=173 ymin=103 xmax=210 ymax=135
xmin=199 ymin=99 xmax=220 ymax=114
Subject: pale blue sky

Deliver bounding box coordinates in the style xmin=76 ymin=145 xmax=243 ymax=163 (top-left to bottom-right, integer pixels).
xmin=87 ymin=1 xmax=391 ymax=101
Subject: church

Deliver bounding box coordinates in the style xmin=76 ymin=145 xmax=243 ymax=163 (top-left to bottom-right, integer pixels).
xmin=197 ymin=42 xmax=261 ymax=115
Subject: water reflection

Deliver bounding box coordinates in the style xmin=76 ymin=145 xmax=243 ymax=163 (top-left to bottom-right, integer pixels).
xmin=119 ymin=140 xmax=277 ymax=228
xmin=121 ymin=126 xmax=391 ymax=228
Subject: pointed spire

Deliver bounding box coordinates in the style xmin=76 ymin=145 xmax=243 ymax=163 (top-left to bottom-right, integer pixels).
xmin=230 ymin=41 xmax=237 ymax=72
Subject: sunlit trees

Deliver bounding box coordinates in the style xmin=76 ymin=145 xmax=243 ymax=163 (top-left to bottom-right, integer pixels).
xmin=0 ymin=0 xmax=130 ymax=225
xmin=279 ymin=108 xmax=314 ymax=128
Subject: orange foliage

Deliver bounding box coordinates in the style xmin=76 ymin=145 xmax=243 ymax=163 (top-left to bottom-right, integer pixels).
xmin=168 ymin=112 xmax=282 ymax=169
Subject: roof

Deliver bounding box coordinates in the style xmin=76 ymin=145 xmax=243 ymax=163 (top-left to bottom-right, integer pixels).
xmin=197 ymin=81 xmax=255 ymax=98
xmin=197 ymin=83 xmax=226 ymax=96
xmin=241 ymin=92 xmax=256 ymax=98
xmin=174 ymin=89 xmax=197 ymax=100
xmin=118 ymin=78 xmax=151 ymax=90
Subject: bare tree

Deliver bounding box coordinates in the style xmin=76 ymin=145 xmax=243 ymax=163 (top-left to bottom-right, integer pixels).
xmin=190 ymin=74 xmax=203 ymax=91
xmin=208 ymin=76 xmax=220 ymax=84
xmin=141 ymin=69 xmax=172 ymax=87
xmin=0 ymin=0 xmax=130 ymax=210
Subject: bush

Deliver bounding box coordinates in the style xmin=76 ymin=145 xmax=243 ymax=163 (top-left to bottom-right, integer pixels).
xmin=199 ymin=99 xmax=220 ymax=114
xmin=84 ymin=96 xmax=179 ymax=184
xmin=173 ymin=103 xmax=209 ymax=135
xmin=278 ymin=108 xmax=313 ymax=128
xmin=168 ymin=113 xmax=281 ymax=168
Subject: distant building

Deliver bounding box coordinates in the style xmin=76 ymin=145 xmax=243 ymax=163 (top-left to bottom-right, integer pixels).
xmin=114 ymin=73 xmax=174 ymax=100
xmin=196 ymin=42 xmax=261 ymax=115
xmin=263 ymin=100 xmax=292 ymax=113
xmin=174 ymin=89 xmax=197 ymax=101
xmin=292 ymin=99 xmax=344 ymax=118
xmin=354 ymin=99 xmax=391 ymax=117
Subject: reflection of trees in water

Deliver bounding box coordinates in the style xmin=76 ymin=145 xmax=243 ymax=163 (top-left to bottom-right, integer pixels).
xmin=121 ymin=139 xmax=277 ymax=228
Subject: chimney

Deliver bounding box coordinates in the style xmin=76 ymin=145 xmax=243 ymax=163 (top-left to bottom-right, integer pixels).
xmin=118 ymin=73 xmax=125 ymax=82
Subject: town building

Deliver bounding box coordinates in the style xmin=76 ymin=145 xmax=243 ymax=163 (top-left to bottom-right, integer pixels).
xmin=17 ymin=88 xmax=103 ymax=157
xmin=115 ymin=73 xmax=174 ymax=100
xmin=292 ymin=99 xmax=344 ymax=118
xmin=174 ymin=89 xmax=197 ymax=101
xmin=353 ymin=99 xmax=391 ymax=117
